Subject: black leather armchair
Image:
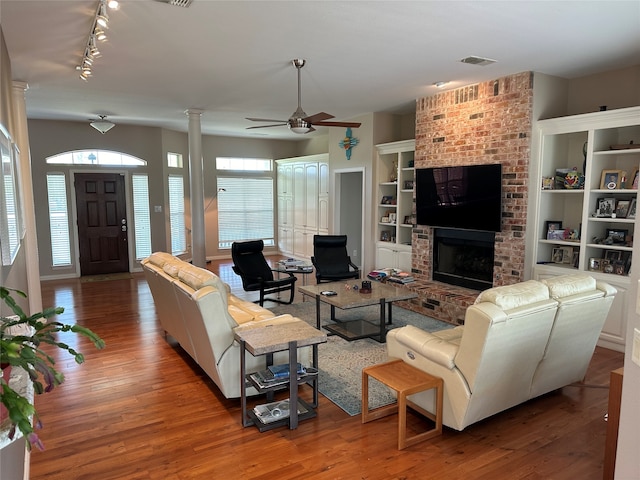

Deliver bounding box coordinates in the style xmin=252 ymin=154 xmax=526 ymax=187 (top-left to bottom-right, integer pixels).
xmin=231 ymin=240 xmax=296 ymax=306
xmin=311 ymin=235 xmax=360 ymax=284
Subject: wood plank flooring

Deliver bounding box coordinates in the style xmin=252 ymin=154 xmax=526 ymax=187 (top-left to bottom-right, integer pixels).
xmin=28 ymin=259 xmax=624 ymax=479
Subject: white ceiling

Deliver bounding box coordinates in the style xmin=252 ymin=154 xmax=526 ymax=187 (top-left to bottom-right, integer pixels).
xmin=1 ymin=0 xmax=639 ymax=140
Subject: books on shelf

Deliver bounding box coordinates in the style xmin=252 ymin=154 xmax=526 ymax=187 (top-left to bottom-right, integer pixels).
xmin=268 ymin=362 xmax=305 ymax=378
xmin=253 ymin=399 xmax=308 ymax=424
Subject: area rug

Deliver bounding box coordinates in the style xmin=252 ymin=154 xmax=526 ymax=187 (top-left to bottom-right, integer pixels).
xmin=80 ymin=272 xmax=133 ymax=283
xmin=270 ymin=301 xmax=452 ymax=416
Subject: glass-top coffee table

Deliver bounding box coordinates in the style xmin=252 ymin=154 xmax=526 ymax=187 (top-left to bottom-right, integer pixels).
xmin=298 ymin=281 xmax=417 ymax=343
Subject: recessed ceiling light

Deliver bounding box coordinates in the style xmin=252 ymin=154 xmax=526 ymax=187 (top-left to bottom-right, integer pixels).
xmin=433 ymin=81 xmax=448 ymax=88
xmin=460 ymin=56 xmax=497 ymax=66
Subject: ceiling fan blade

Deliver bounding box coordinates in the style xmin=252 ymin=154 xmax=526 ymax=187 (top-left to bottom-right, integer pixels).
xmin=304 ymin=112 xmax=334 ymax=123
xmin=246 ymin=123 xmax=288 ymax=129
xmin=313 ymin=121 xmax=362 ymax=128
xmin=246 ymin=117 xmax=287 ymax=123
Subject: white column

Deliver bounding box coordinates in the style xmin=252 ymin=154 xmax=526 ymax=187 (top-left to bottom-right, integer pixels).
xmin=12 ymin=81 xmax=42 ymax=316
xmin=186 ymin=109 xmax=206 ymax=267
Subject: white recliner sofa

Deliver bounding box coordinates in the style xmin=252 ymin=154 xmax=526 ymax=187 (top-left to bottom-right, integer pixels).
xmin=142 ymin=252 xmax=309 ymax=399
xmin=386 ymin=274 xmax=616 ymax=431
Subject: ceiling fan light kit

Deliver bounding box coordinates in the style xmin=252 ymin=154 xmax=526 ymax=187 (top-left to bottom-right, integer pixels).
xmin=247 ymin=58 xmax=361 ymax=134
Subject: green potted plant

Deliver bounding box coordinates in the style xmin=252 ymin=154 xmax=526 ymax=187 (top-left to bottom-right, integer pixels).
xmin=0 ymin=286 xmax=105 ymax=450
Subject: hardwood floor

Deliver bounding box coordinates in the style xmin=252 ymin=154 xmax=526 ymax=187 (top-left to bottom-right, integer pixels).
xmin=29 ymin=259 xmax=624 ymax=479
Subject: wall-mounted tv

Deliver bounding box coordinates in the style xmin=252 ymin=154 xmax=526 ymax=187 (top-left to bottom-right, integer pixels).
xmin=415 ymin=164 xmax=502 ymax=232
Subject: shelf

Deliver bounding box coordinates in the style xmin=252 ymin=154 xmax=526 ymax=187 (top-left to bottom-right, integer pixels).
xmin=533 ymin=107 xmax=640 ymax=352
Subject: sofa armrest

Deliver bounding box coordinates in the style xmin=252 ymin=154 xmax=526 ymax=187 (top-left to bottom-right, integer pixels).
xmin=388 ymin=325 xmax=459 ymax=369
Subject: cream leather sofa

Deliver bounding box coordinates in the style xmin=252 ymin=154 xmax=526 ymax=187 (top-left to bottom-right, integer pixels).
xmin=386 ymin=274 xmax=616 ymax=431
xmin=142 ymin=252 xmax=308 ymax=399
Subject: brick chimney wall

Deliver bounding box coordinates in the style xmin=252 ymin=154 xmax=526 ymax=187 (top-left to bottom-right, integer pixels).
xmin=412 ymin=71 xmax=533 ymax=287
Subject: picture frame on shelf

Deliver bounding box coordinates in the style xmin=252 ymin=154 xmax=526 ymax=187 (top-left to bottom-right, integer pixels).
xmin=621 ymin=251 xmax=632 ymax=274
xmin=541 ymin=177 xmax=554 ymax=190
xmin=388 ymin=213 xmax=397 ymax=224
xmin=628 ymin=199 xmax=637 ymax=219
xmin=600 ymin=169 xmax=622 ymax=190
xmin=552 ymin=247 xmax=564 ymax=264
xmin=596 ymin=197 xmax=616 ymax=217
xmin=403 ymin=180 xmax=414 ymax=190
xmin=602 ymin=259 xmax=614 ymax=274
xmin=381 ymin=216 xmax=390 ymax=223
xmin=615 ymin=200 xmax=631 ymax=218
xmin=380 ymin=195 xmax=393 ymax=205
xmin=544 ymin=220 xmax=562 ymax=239
xmin=604 ymin=250 xmax=622 ymax=262
xmin=606 ymin=229 xmax=628 ymax=244
xmin=380 ymin=230 xmax=391 ymax=242
xmin=588 ymin=258 xmax=602 ymax=272
xmin=614 ymin=261 xmax=627 ymax=275
xmin=572 ymin=251 xmax=580 ymax=268
xmin=631 ymin=168 xmax=639 ymax=189
xmin=547 ymin=229 xmax=566 ymax=241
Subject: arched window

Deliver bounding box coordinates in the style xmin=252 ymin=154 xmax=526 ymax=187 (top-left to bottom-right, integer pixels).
xmin=46 ymin=150 xmax=146 ymax=166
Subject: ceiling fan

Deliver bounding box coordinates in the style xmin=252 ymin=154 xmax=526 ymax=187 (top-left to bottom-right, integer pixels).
xmin=246 ymin=59 xmax=361 ymax=134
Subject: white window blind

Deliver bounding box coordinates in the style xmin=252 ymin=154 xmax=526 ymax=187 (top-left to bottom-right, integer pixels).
xmin=217 ymin=177 xmax=274 ymax=249
xmin=168 ymin=175 xmax=186 ymax=254
xmin=0 ymin=143 xmax=20 ymax=265
xmin=46 ymin=173 xmax=71 ymax=266
xmin=132 ymin=174 xmax=152 ymax=260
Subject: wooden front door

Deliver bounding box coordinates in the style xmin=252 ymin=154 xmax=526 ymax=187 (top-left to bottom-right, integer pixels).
xmin=75 ymin=173 xmax=129 ymax=275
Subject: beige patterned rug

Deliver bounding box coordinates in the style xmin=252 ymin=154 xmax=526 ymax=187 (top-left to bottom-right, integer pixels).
xmin=270 ymin=301 xmax=451 ymax=416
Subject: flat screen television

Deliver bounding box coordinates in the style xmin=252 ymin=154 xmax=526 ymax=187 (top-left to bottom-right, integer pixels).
xmin=415 ymin=164 xmax=502 ymax=232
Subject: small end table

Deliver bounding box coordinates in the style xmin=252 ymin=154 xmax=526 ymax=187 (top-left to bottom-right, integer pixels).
xmin=362 ymin=359 xmax=443 ymax=450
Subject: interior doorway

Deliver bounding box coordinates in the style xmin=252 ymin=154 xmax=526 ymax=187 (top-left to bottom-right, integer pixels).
xmin=75 ymin=172 xmax=129 ymax=275
xmin=334 ymin=169 xmax=364 ymax=270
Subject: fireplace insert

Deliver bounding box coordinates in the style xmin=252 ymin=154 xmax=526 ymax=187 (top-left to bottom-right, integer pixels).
xmin=433 ymin=228 xmax=495 ymax=290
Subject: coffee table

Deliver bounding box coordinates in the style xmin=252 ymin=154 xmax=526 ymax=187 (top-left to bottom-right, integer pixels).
xmin=298 ymin=281 xmax=417 ymax=342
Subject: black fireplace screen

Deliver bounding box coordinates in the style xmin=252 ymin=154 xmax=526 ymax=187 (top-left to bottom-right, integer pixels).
xmin=433 ymin=229 xmax=495 ymax=290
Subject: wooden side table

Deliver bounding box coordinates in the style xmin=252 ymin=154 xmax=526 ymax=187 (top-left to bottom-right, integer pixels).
xmin=362 ymin=359 xmax=443 ymax=450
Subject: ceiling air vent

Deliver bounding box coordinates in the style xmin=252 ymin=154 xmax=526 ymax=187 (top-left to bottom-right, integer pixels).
xmin=460 ymin=56 xmax=497 ymax=67
xmin=154 ymin=0 xmax=194 ymax=7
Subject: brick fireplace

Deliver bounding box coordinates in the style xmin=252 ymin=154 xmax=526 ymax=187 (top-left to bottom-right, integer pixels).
xmin=398 ymin=72 xmax=533 ymax=324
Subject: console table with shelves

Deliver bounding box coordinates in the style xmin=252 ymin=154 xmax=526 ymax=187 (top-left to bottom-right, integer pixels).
xmin=234 ymin=319 xmax=327 ymax=432
xmin=532 ymin=106 xmax=640 ymax=352
xmin=375 ymin=139 xmax=415 ymax=272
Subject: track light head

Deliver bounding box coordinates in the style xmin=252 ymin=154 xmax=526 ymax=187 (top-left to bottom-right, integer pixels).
xmin=96 ymin=2 xmax=109 ymax=28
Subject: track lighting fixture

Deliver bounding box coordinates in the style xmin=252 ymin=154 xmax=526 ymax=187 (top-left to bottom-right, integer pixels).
xmin=76 ymin=0 xmax=119 ymax=81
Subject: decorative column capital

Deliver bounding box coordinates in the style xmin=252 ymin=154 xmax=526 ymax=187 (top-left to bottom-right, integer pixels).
xmin=185 ymin=108 xmax=204 ymax=117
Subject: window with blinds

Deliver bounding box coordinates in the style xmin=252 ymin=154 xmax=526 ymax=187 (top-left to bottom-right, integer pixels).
xmin=168 ymin=175 xmax=186 ymax=254
xmin=46 ymin=173 xmax=72 ymax=266
xmin=0 ymin=138 xmax=20 ymax=265
xmin=217 ymin=177 xmax=274 ymax=249
xmin=132 ymin=174 xmax=152 ymax=260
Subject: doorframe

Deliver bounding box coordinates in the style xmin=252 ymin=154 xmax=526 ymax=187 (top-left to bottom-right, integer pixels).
xmin=69 ymin=168 xmax=135 ymax=276
xmin=333 ymin=167 xmax=365 ymax=271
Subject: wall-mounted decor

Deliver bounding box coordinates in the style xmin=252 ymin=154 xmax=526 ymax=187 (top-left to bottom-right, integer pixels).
xmin=338 ymin=127 xmax=359 ymax=160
